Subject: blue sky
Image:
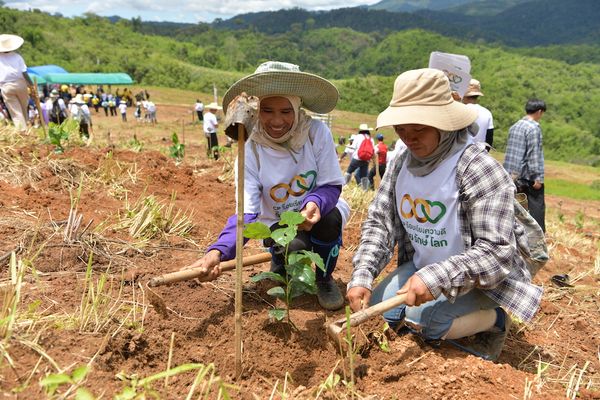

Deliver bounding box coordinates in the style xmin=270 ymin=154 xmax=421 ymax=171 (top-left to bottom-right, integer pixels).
xmin=5 ymin=0 xmax=379 ymax=23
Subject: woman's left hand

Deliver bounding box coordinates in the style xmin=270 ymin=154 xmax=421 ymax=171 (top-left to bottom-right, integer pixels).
xmin=299 ymin=201 xmax=321 ymax=231
xmin=397 ymin=274 xmax=434 ymax=306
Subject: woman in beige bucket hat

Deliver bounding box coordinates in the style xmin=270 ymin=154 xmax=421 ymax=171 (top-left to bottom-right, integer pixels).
xmin=347 ymin=68 xmax=544 ymax=361
xmin=183 ymin=61 xmax=350 ymax=311
xmin=0 ymin=34 xmax=35 ymax=132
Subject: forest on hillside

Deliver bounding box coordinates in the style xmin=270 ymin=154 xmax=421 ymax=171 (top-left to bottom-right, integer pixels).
xmin=1 ymin=5 xmax=599 ymax=165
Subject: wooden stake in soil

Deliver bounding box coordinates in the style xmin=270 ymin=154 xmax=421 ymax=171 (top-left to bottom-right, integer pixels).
xmin=235 ymin=123 xmax=246 ymax=379
xmin=31 ymin=77 xmax=46 ymax=137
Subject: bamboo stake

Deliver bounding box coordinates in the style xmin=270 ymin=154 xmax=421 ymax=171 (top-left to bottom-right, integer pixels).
xmin=31 ymin=77 xmax=46 ymax=137
xmin=235 ymin=124 xmax=246 ymax=379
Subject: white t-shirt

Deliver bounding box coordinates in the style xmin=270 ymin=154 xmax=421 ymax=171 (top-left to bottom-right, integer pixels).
xmin=194 ymin=102 xmax=204 ymax=112
xmin=396 ymin=142 xmax=468 ymax=268
xmin=203 ymin=111 xmax=218 ymax=135
xmin=351 ymin=133 xmax=375 ymax=161
xmin=466 ymin=103 xmax=494 ymax=144
xmin=0 ymin=52 xmax=27 ymax=84
xmin=386 ymin=138 xmax=407 ymax=168
xmin=118 ymin=103 xmax=127 ymax=113
xmin=241 ymin=119 xmax=349 ymax=228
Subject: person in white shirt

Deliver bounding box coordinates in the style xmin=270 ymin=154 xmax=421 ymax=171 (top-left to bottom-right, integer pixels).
xmin=69 ymin=94 xmax=92 ymax=140
xmin=203 ymin=102 xmax=221 ymax=160
xmin=462 ymin=79 xmax=494 ymax=150
xmin=0 ymin=34 xmax=34 ymax=132
xmin=118 ymin=101 xmax=127 ymax=122
xmin=182 ymin=61 xmax=350 ymax=310
xmin=194 ymin=99 xmax=204 ymax=122
xmin=344 ymin=123 xmax=375 ymax=189
xmin=386 ymin=138 xmax=407 ymax=169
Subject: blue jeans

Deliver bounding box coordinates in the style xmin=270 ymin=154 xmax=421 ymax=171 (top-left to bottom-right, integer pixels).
xmin=370 ymin=261 xmax=499 ymax=339
xmin=346 ymin=158 xmax=369 ymax=184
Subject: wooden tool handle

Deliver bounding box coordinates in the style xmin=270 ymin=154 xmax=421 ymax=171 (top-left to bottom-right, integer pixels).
xmin=348 ymin=293 xmax=408 ymax=328
xmin=147 ymin=252 xmax=272 ymax=287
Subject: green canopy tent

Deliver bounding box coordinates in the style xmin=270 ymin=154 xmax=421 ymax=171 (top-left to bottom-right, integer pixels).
xmin=44 ymin=73 xmax=134 ymax=85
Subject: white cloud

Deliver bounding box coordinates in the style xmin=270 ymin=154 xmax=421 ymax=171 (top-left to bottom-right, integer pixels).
xmin=5 ymin=0 xmax=379 ymax=22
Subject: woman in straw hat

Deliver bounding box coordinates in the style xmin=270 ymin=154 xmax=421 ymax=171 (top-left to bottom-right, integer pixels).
xmin=184 ymin=61 xmax=350 ymax=310
xmin=0 ymin=34 xmax=34 ymax=132
xmin=347 ymin=68 xmax=543 ymax=361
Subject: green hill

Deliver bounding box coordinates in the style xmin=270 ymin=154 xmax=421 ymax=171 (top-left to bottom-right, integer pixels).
xmin=1 ymin=7 xmax=599 ymax=165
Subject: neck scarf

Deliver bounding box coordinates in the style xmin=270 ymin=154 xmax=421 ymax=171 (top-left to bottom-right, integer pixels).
xmin=406 ymin=124 xmax=476 ymax=177
xmin=249 ymin=95 xmax=312 ymax=154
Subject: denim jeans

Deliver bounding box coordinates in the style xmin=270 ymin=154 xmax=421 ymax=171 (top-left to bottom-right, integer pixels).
xmin=370 ymin=261 xmax=499 ymax=339
xmin=345 ymin=158 xmax=369 ymax=184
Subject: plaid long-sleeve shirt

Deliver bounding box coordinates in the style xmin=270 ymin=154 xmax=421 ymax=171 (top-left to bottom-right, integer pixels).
xmin=348 ymin=144 xmax=543 ymax=322
xmin=503 ymin=117 xmax=544 ymax=183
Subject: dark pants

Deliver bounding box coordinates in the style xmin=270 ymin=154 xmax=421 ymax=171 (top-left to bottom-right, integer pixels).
xmin=196 ymin=111 xmax=204 ymax=122
xmin=368 ymin=164 xmax=387 ymax=189
xmin=79 ymin=122 xmax=90 ymax=140
xmin=517 ymin=180 xmax=546 ymax=233
xmin=346 ymin=158 xmax=369 ymax=184
xmin=267 ymin=208 xmax=342 ymax=281
xmin=206 ymin=132 xmax=219 ymax=160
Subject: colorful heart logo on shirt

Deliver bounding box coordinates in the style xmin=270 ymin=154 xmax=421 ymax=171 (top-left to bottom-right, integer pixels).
xmin=296 ymin=170 xmax=317 ymax=191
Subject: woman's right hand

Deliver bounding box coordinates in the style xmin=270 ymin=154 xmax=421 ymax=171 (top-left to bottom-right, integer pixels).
xmin=180 ymin=249 xmax=222 ymax=281
xmin=346 ymin=286 xmax=372 ymax=312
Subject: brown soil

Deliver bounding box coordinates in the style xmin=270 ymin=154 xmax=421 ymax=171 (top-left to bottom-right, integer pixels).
xmin=0 ymin=107 xmax=598 ymax=399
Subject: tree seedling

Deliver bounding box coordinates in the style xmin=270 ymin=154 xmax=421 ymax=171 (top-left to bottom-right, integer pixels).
xmin=244 ymin=211 xmax=325 ymax=327
xmin=47 ymin=119 xmax=77 ymax=153
xmin=40 ymin=365 xmax=94 ymax=399
xmin=169 ymin=132 xmax=185 ymax=162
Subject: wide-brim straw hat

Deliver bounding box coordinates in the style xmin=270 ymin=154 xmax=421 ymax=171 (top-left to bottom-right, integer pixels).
xmin=377 ymin=68 xmax=478 ymax=131
xmin=206 ymin=102 xmax=222 ymax=110
xmin=464 ymin=78 xmax=484 ymax=97
xmin=222 ymin=61 xmax=339 ymax=114
xmin=358 ymin=123 xmax=373 ymax=132
xmin=0 ymin=34 xmax=24 ymax=52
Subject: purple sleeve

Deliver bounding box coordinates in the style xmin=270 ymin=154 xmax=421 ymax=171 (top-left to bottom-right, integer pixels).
xmin=206 ymin=213 xmax=259 ymax=261
xmin=301 ymin=184 xmax=341 ymax=216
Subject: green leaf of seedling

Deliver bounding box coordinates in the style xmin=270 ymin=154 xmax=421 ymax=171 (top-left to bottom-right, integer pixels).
xmin=171 ymin=132 xmax=179 ymax=145
xmin=41 ymin=373 xmax=72 ymax=395
xmin=269 ymin=308 xmax=287 ymax=321
xmin=250 ymin=271 xmax=286 ymax=284
xmin=271 ymin=226 xmax=297 ymax=247
xmin=289 ymin=279 xmax=315 ymax=298
xmin=115 ymin=386 xmax=137 ymax=400
xmin=138 ymin=363 xmax=204 ymax=386
xmin=71 ymin=365 xmax=89 ymax=383
xmin=279 ymin=211 xmax=305 ymax=227
xmin=267 ymin=286 xmax=286 ymax=299
xmin=243 ymin=222 xmax=272 ymax=239
xmin=288 ymin=263 xmax=315 ymax=285
xmin=290 ymin=250 xmax=324 ymax=271
xmin=75 ymin=387 xmax=95 ymax=400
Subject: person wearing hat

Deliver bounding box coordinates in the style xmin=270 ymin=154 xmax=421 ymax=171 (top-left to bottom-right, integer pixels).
xmin=47 ymin=89 xmax=67 ymax=124
xmin=0 ymin=34 xmax=35 ymax=132
xmin=346 ymin=68 xmax=543 ymax=361
xmin=367 ymin=133 xmax=388 ymax=189
xmin=69 ymin=94 xmax=92 ymax=141
xmin=462 ymin=78 xmax=494 ymax=149
xmin=183 ymin=61 xmax=350 ymax=311
xmin=203 ymin=102 xmax=222 ymax=160
xmin=343 ymin=123 xmax=375 ymax=189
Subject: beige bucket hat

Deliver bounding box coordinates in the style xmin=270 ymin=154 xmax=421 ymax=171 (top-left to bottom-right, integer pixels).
xmin=464 ymin=78 xmax=484 ymax=97
xmin=222 ymin=61 xmax=339 ymax=114
xmin=377 ymin=68 xmax=478 ymax=131
xmin=0 ymin=34 xmax=24 ymax=53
